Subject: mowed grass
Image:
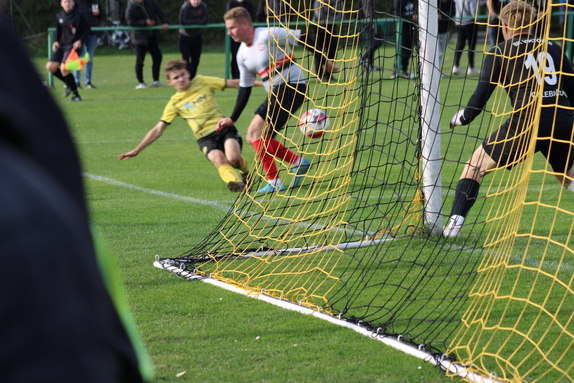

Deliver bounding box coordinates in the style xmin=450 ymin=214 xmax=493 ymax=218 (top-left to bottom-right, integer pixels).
xmin=35 ymin=34 xmax=574 ymax=382
xmin=35 ymin=45 xmax=455 ymax=382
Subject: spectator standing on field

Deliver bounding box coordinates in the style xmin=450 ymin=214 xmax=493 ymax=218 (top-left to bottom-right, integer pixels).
xmin=179 ymin=0 xmax=208 ymax=80
xmin=226 ymin=0 xmax=255 ymax=79
xmin=438 ymin=0 xmax=455 ymax=71
xmin=46 ymin=0 xmax=90 ymax=102
xmin=486 ymin=0 xmax=510 ymax=47
xmin=125 ymin=0 xmax=169 ymax=89
xmin=452 ymin=0 xmax=480 ymax=75
xmin=392 ymin=0 xmax=417 ymax=79
xmin=72 ymin=0 xmax=100 ymax=90
xmin=357 ymin=0 xmax=383 ymax=71
xmin=311 ymin=0 xmax=344 ymax=81
xmin=256 ymin=0 xmax=287 ymax=23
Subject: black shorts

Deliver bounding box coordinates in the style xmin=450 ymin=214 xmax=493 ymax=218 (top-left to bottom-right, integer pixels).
xmin=197 ymin=125 xmax=242 ymax=157
xmin=483 ymin=118 xmax=574 ymax=172
xmin=255 ymin=82 xmax=306 ymax=137
xmin=49 ymin=45 xmax=77 ymax=64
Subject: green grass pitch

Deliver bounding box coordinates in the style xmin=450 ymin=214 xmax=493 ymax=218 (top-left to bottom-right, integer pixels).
xmin=35 ymin=39 xmax=573 ymax=382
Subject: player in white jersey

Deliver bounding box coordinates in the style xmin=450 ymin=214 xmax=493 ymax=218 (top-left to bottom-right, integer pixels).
xmin=218 ymin=6 xmax=311 ymax=194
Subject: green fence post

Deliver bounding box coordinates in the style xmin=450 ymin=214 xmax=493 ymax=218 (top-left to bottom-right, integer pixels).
xmin=48 ymin=27 xmax=55 ymax=87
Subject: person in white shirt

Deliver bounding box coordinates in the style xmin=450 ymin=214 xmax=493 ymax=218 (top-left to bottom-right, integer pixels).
xmin=217 ymin=6 xmax=311 ymax=194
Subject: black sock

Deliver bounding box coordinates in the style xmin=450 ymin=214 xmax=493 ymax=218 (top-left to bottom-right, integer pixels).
xmin=450 ymin=178 xmax=480 ymax=218
xmin=52 ymin=70 xmax=66 ymax=83
xmin=63 ymin=73 xmax=78 ymax=94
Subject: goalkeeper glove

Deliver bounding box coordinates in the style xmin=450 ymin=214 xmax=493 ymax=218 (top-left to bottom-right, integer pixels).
xmin=450 ymin=109 xmax=467 ymax=129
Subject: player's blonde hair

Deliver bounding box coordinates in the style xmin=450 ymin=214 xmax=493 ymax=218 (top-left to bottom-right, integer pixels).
xmin=500 ymin=1 xmax=534 ymax=33
xmin=165 ymin=60 xmax=187 ymax=80
xmin=223 ymin=6 xmax=252 ymax=24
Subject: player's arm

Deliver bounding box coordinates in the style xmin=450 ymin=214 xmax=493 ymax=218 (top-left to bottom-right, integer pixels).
xmin=217 ymin=86 xmax=252 ymax=130
xmin=452 ymin=50 xmax=499 ymax=127
xmin=118 ymin=121 xmax=169 ymax=159
xmin=224 ymin=79 xmax=263 ymax=88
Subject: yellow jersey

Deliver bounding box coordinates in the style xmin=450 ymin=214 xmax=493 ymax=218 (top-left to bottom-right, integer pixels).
xmin=160 ymin=76 xmax=227 ymax=139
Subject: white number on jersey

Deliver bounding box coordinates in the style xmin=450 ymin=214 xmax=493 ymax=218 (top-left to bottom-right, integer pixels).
xmin=524 ymin=52 xmax=557 ymax=86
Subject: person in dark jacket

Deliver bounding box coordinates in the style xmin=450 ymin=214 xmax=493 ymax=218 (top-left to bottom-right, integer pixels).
xmin=357 ymin=0 xmax=383 ymax=71
xmin=226 ymin=0 xmax=255 ymax=79
xmin=46 ymin=0 xmax=90 ymax=102
xmin=256 ymin=0 xmax=287 ymax=23
xmin=125 ymin=0 xmax=169 ymax=89
xmin=392 ymin=0 xmax=417 ymax=79
xmin=72 ymin=0 xmax=101 ymax=89
xmin=438 ymin=0 xmax=455 ymax=71
xmin=178 ymin=0 xmax=208 ymax=80
xmin=0 ymin=14 xmax=152 ymax=383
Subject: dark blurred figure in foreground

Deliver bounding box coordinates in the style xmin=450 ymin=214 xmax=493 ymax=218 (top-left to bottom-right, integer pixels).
xmin=0 ymin=12 xmax=152 ymax=383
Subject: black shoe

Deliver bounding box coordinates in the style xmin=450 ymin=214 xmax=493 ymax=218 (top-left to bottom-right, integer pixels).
xmin=63 ymin=87 xmax=73 ymax=97
xmin=70 ymin=94 xmax=82 ymax=102
xmin=76 ymin=83 xmax=81 ymax=89
xmin=85 ymin=82 xmax=97 ymax=89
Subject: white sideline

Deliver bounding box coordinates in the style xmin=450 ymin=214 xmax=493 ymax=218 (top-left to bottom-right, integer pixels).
xmin=84 ymin=173 xmax=232 ymax=212
xmin=153 ymin=260 xmax=503 ymax=383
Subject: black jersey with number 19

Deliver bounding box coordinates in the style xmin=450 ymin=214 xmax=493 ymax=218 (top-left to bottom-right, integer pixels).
xmin=462 ymin=34 xmax=574 ymax=133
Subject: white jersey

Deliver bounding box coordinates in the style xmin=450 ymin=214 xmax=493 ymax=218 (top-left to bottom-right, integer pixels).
xmin=237 ymin=27 xmax=305 ymax=92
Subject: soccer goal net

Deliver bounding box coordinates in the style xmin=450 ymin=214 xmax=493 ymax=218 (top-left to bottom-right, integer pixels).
xmin=155 ymin=0 xmax=574 ymax=381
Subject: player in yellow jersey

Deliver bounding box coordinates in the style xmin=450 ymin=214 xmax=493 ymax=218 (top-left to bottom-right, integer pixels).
xmin=119 ymin=60 xmax=261 ymax=192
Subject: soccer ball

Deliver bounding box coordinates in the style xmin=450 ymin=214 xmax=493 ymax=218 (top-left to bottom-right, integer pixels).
xmin=299 ymin=109 xmax=330 ymax=138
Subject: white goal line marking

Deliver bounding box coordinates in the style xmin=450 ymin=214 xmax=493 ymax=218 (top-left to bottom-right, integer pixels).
xmin=84 ymin=173 xmax=232 ymax=212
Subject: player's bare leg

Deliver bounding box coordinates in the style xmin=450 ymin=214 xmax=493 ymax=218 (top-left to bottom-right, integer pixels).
xmin=224 ymin=138 xmax=249 ymax=187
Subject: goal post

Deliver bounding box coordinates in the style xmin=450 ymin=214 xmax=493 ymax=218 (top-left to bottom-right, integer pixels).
xmin=418 ymin=0 xmax=444 ymax=235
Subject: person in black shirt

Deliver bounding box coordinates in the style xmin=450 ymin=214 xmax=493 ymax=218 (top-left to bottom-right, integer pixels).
xmin=46 ymin=0 xmax=90 ymax=102
xmin=357 ymin=0 xmax=383 ymax=71
xmin=226 ymin=0 xmax=255 ymax=79
xmin=125 ymin=0 xmax=170 ymax=89
xmin=392 ymin=0 xmax=417 ymax=79
xmin=178 ymin=0 xmax=209 ymax=80
xmin=438 ymin=0 xmax=455 ymax=71
xmin=445 ymin=1 xmax=574 ymax=237
xmin=72 ymin=0 xmax=100 ymax=89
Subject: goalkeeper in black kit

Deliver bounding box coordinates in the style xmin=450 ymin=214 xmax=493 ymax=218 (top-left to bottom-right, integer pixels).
xmin=444 ymin=1 xmax=574 ymax=237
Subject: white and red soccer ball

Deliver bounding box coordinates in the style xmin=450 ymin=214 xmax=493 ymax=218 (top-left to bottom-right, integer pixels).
xmin=299 ymin=108 xmax=330 ymax=138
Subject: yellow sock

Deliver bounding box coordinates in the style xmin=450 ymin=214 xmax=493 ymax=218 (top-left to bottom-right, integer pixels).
xmin=218 ymin=164 xmax=242 ymax=183
xmin=239 ymin=156 xmax=249 ymax=174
